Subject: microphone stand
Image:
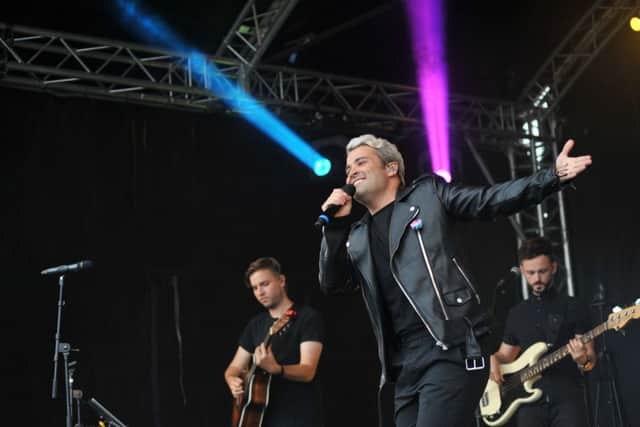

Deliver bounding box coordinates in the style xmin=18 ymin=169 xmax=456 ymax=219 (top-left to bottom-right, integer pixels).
xmin=50 ymin=274 xmax=74 ymax=427
xmin=590 ymin=282 xmax=624 ymax=427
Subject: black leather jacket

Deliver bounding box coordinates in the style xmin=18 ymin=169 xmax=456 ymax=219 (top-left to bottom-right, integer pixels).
xmin=319 ymin=168 xmax=562 ymax=385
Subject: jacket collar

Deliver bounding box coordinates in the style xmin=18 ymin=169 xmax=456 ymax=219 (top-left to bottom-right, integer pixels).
xmin=352 ymin=179 xmax=424 ymax=228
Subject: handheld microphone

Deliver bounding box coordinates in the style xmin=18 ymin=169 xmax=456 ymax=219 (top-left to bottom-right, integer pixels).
xmin=41 ymin=260 xmax=95 ymax=276
xmin=496 ymin=266 xmax=520 ymax=288
xmin=314 ymin=184 xmax=356 ymax=229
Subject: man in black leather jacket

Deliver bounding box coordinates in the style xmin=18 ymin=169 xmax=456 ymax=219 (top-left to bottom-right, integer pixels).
xmin=318 ymin=134 xmax=592 ymax=427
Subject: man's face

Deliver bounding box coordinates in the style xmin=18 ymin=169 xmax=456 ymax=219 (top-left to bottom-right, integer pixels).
xmin=249 ymin=268 xmax=286 ymax=309
xmin=346 ymin=145 xmax=394 ymax=203
xmin=520 ymin=255 xmax=557 ymax=296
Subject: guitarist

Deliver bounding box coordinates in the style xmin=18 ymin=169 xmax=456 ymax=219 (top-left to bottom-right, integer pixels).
xmin=489 ymin=237 xmax=596 ymax=427
xmin=224 ymin=257 xmax=325 ymax=427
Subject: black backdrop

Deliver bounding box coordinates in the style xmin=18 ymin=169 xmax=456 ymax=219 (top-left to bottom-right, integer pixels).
xmin=2 ymin=26 xmax=640 ymax=426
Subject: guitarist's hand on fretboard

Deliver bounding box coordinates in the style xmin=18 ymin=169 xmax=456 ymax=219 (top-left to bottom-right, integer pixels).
xmin=254 ymin=343 xmax=282 ymax=375
xmin=567 ymin=334 xmax=591 ymax=366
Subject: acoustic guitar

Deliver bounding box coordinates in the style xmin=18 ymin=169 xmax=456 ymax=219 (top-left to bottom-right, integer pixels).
xmin=231 ymin=309 xmax=296 ymax=427
xmin=479 ymin=299 xmax=639 ymax=426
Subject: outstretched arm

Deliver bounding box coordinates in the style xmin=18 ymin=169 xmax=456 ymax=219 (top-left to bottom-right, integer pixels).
xmin=435 ymin=139 xmax=592 ymax=220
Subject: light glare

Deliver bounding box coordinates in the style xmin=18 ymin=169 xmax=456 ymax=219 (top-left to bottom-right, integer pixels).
xmin=405 ymin=0 xmax=451 ymax=181
xmin=114 ymin=0 xmax=330 ymax=175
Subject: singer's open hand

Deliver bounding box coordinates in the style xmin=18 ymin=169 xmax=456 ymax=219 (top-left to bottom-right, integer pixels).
xmin=321 ymin=187 xmax=353 ymax=218
xmin=555 ymin=140 xmax=592 ymax=183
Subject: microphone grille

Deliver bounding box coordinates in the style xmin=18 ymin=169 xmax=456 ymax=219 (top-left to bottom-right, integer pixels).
xmin=81 ymin=260 xmax=95 ymax=269
xmin=342 ymin=184 xmax=356 ymax=196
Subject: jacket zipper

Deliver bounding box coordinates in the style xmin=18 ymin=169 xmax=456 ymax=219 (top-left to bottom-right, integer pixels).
xmin=389 ymin=266 xmax=448 ymax=350
xmin=452 ymin=257 xmax=481 ymax=304
xmin=413 ymin=229 xmax=450 ymax=320
xmin=390 ymin=208 xmax=448 ymax=350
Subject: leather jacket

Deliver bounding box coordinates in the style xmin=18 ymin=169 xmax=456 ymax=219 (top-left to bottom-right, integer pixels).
xmin=319 ymin=168 xmax=562 ymax=385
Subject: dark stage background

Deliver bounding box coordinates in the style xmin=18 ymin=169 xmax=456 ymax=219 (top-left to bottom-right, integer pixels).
xmin=2 ymin=1 xmax=640 ymax=426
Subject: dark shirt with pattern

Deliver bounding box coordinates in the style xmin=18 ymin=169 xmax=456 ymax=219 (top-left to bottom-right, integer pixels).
xmin=503 ymin=287 xmax=590 ymax=401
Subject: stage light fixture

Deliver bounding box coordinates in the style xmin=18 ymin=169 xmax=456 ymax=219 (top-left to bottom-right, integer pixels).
xmin=631 ymin=17 xmax=640 ymax=32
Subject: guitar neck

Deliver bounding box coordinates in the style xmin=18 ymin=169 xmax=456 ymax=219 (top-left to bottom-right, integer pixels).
xmin=520 ymin=321 xmax=607 ymax=382
xmin=245 ymin=328 xmax=277 ymax=382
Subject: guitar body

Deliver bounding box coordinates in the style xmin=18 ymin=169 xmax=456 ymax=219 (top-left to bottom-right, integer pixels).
xmin=230 ymin=309 xmax=297 ymax=427
xmin=480 ymin=342 xmax=548 ymax=426
xmin=231 ymin=370 xmax=273 ymax=427
xmin=478 ymin=301 xmax=640 ymax=426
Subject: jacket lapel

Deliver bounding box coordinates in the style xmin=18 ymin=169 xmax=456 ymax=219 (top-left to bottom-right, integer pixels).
xmin=389 ymin=200 xmax=420 ymax=259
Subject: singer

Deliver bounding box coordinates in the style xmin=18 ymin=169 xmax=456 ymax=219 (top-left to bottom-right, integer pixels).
xmin=318 ymin=134 xmax=592 ymax=427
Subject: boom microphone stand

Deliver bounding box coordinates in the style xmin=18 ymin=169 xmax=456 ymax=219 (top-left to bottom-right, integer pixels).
xmin=46 ymin=260 xmax=93 ymax=427
xmin=590 ymin=282 xmax=624 ymax=427
xmin=50 ymin=274 xmax=74 ymax=427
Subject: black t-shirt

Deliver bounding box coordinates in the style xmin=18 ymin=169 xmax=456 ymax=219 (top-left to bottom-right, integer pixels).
xmin=369 ymin=202 xmax=425 ymax=343
xmin=239 ymin=305 xmax=325 ymax=427
xmin=503 ymin=288 xmax=590 ymax=401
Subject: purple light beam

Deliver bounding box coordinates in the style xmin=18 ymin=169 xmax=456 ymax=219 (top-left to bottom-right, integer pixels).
xmin=405 ymin=0 xmax=451 ymax=182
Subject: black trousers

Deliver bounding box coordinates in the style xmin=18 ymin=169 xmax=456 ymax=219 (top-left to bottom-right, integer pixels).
xmin=392 ymin=334 xmax=489 ymax=427
xmin=515 ymin=394 xmax=588 ymax=427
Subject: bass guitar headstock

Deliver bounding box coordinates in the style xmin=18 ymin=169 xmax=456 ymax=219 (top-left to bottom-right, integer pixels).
xmin=607 ymin=299 xmax=640 ymax=332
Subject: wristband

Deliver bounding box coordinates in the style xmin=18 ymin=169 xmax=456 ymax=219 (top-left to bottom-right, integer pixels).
xmin=280 ymin=365 xmax=285 ymax=376
xmin=579 ymin=357 xmax=593 ymax=371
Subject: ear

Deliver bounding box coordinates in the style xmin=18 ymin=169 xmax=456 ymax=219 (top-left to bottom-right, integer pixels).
xmin=278 ymin=274 xmax=286 ymax=288
xmin=386 ymin=162 xmax=398 ymax=177
xmin=550 ymin=261 xmax=558 ymax=275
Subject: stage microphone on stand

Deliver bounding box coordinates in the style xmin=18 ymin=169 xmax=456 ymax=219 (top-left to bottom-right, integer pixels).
xmin=496 ymin=266 xmax=520 ymax=290
xmin=41 ymin=260 xmax=94 ymax=276
xmin=314 ymin=184 xmax=355 ymax=229
xmin=489 ymin=266 xmax=520 ymax=322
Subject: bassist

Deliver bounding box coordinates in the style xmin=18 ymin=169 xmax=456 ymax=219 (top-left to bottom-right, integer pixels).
xmin=224 ymin=257 xmax=325 ymax=427
xmin=489 ymin=238 xmax=596 ymax=427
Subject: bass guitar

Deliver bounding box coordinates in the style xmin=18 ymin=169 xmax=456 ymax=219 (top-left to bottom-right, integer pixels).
xmin=231 ymin=308 xmax=296 ymax=427
xmin=479 ymin=300 xmax=639 ymax=426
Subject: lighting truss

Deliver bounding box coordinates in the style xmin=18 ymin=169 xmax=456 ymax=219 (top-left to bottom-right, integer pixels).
xmin=215 ymin=0 xmax=300 ymax=71
xmin=518 ymin=0 xmax=640 ymax=122
xmin=0 ymin=23 xmax=542 ymax=142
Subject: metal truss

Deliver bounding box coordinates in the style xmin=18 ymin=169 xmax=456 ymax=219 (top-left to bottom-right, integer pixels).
xmin=518 ymin=0 xmax=640 ymax=121
xmin=215 ymin=0 xmax=300 ymax=72
xmin=507 ymin=114 xmax=576 ymax=298
xmin=510 ymin=0 xmax=640 ymax=298
xmin=0 ymin=22 xmax=539 ymax=140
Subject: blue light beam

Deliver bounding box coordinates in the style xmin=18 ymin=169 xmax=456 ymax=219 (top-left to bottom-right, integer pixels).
xmin=115 ymin=0 xmax=331 ymax=176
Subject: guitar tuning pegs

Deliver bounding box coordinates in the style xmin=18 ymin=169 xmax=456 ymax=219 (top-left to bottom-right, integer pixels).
xmin=612 ymin=306 xmax=622 ymax=313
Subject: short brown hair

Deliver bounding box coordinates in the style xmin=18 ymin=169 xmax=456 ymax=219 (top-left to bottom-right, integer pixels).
xmin=518 ymin=237 xmax=553 ymax=264
xmin=244 ymin=257 xmax=282 ymax=287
